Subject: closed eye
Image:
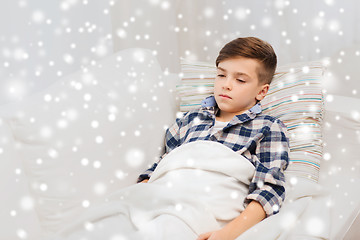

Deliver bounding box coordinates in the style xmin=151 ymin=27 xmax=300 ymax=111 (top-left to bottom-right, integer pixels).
xmin=217 ymin=74 xmax=245 ymax=82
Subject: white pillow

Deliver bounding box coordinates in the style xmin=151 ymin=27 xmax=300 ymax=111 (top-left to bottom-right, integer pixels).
xmin=1 ymin=48 xmax=179 ymax=238
xmin=177 ymin=59 xmax=325 ymax=183
xmin=320 ymin=95 xmax=360 ymax=239
xmin=320 ymin=95 xmax=360 ymax=179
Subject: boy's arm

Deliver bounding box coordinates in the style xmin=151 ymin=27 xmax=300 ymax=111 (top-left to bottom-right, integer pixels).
xmin=197 ymin=200 xmax=265 ymax=240
xmin=245 ymin=118 xmax=290 ymax=216
xmin=136 ymin=161 xmax=160 ymax=183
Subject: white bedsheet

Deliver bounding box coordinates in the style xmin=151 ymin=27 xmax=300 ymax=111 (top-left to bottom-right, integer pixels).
xmin=46 ymin=140 xmax=331 ymax=240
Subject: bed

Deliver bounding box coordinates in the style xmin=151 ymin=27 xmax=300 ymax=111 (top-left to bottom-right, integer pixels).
xmin=0 ymin=47 xmax=359 ymax=240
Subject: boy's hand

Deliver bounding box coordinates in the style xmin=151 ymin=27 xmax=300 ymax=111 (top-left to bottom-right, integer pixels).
xmin=198 ymin=201 xmax=266 ymax=240
xmin=197 ymin=229 xmax=232 ymax=240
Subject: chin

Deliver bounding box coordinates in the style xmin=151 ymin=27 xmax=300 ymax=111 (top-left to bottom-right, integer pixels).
xmin=217 ymin=105 xmax=233 ymax=113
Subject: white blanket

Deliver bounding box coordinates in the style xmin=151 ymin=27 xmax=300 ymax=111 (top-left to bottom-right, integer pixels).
xmin=48 ymin=140 xmax=331 ymax=240
xmin=48 ymin=140 xmax=255 ymax=239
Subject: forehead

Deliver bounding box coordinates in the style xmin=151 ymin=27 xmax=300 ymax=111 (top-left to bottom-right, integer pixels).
xmin=217 ymin=57 xmax=260 ymax=79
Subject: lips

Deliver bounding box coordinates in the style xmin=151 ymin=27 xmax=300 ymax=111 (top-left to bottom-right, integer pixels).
xmin=219 ymin=94 xmax=232 ymax=99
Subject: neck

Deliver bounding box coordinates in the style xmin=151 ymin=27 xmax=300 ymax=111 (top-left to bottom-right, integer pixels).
xmin=216 ymin=111 xmax=241 ymax=122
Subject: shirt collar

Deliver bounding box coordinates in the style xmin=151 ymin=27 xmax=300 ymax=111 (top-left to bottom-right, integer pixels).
xmin=200 ymin=95 xmax=262 ymax=124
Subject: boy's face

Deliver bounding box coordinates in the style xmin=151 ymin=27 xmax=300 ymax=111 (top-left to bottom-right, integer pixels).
xmin=214 ymin=57 xmax=269 ymax=121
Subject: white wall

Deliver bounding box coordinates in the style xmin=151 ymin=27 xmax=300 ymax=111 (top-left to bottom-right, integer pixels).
xmin=0 ymin=0 xmax=113 ymax=106
xmin=2 ymin=0 xmax=359 ymax=105
xmin=109 ymin=0 xmax=181 ymax=74
xmin=110 ymin=0 xmax=360 ymax=76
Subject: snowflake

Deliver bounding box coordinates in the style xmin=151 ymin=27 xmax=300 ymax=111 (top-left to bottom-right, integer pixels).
xmin=125 ymin=148 xmax=145 ymax=167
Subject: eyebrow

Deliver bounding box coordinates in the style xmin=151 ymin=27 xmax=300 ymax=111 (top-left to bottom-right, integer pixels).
xmin=217 ymin=66 xmax=251 ymax=78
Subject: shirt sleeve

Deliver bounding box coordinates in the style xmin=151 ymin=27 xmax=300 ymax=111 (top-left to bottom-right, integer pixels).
xmin=244 ymin=118 xmax=290 ymax=217
xmin=136 ymin=113 xmax=185 ymax=183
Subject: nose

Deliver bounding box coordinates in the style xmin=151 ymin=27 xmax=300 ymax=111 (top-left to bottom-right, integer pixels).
xmin=222 ymin=77 xmax=233 ymax=90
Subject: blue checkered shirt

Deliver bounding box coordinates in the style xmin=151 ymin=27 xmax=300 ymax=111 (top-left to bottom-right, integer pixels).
xmin=137 ymin=95 xmax=290 ymax=217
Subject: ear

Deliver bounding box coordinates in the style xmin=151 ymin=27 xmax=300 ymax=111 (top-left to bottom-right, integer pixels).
xmin=256 ymin=84 xmax=269 ymax=101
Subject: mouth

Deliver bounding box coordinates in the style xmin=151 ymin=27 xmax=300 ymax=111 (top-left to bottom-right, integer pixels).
xmin=219 ymin=94 xmax=232 ymax=99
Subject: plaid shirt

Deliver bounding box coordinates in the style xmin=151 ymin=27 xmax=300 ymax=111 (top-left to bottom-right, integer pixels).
xmin=137 ymin=95 xmax=290 ymax=217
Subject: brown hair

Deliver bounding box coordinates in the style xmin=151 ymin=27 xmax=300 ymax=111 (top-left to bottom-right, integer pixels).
xmin=215 ymin=37 xmax=277 ymax=85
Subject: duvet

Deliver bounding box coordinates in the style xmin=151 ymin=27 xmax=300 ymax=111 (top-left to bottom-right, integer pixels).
xmin=47 ymin=140 xmax=331 ymax=240
xmin=47 ymin=140 xmax=255 ymax=240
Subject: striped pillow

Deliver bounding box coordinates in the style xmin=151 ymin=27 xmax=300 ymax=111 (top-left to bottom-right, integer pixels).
xmin=177 ymin=58 xmax=325 ymax=182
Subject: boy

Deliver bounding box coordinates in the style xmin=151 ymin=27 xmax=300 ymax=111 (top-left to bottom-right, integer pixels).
xmin=137 ymin=37 xmax=290 ymax=240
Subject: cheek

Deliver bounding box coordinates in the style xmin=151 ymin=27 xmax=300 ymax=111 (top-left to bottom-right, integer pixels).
xmin=214 ymin=81 xmax=221 ymax=90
